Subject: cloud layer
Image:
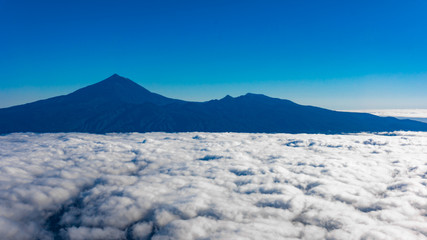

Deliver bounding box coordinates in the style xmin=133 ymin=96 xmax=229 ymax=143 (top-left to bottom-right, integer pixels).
xmin=344 ymin=109 xmax=427 ymax=118
xmin=1 ymin=132 xmax=427 ymax=240
xmin=343 ymin=109 xmax=427 ymax=123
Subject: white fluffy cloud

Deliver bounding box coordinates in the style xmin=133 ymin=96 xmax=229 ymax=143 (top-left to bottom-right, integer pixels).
xmin=1 ymin=131 xmax=427 ymax=240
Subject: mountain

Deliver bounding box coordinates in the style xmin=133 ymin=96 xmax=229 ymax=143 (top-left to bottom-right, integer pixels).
xmin=1 ymin=74 xmax=427 ymax=134
xmin=65 ymin=74 xmax=181 ymax=106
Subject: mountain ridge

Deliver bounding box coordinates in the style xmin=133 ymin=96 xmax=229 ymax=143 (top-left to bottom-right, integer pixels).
xmin=1 ymin=74 xmax=426 ymax=134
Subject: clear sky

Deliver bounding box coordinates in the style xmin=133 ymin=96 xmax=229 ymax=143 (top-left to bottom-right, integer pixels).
xmin=1 ymin=0 xmax=427 ymax=110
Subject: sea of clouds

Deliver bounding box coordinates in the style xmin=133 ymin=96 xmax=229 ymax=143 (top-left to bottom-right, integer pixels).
xmin=343 ymin=109 xmax=427 ymax=123
xmin=1 ymin=132 xmax=427 ymax=240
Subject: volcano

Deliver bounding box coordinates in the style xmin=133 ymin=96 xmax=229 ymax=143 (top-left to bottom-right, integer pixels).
xmin=1 ymin=74 xmax=426 ymax=134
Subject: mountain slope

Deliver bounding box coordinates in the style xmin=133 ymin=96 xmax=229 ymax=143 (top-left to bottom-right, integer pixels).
xmin=156 ymin=93 xmax=427 ymax=133
xmin=0 ymin=74 xmax=426 ymax=134
xmin=65 ymin=74 xmax=180 ymax=105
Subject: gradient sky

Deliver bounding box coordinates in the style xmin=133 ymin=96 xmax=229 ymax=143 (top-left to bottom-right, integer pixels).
xmin=1 ymin=0 xmax=427 ymax=109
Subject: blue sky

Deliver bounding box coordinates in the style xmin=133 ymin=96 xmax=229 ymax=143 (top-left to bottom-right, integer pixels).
xmin=1 ymin=0 xmax=427 ymax=109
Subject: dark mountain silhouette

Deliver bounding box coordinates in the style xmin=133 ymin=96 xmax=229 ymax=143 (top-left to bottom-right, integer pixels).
xmin=1 ymin=74 xmax=426 ymax=134
xmin=65 ymin=74 xmax=181 ymax=105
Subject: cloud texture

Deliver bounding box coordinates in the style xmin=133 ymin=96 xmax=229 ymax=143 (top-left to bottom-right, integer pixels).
xmin=1 ymin=132 xmax=427 ymax=239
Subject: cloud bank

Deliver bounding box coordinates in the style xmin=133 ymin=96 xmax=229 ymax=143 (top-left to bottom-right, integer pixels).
xmin=1 ymin=132 xmax=427 ymax=239
xmin=343 ymin=109 xmax=427 ymax=123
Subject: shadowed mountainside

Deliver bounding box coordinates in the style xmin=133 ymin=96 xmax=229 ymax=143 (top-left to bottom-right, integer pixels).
xmin=1 ymin=74 xmax=427 ymax=134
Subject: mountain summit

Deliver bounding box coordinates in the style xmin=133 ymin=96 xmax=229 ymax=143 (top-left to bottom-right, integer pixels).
xmin=0 ymin=75 xmax=426 ymax=134
xmin=65 ymin=74 xmax=180 ymax=105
